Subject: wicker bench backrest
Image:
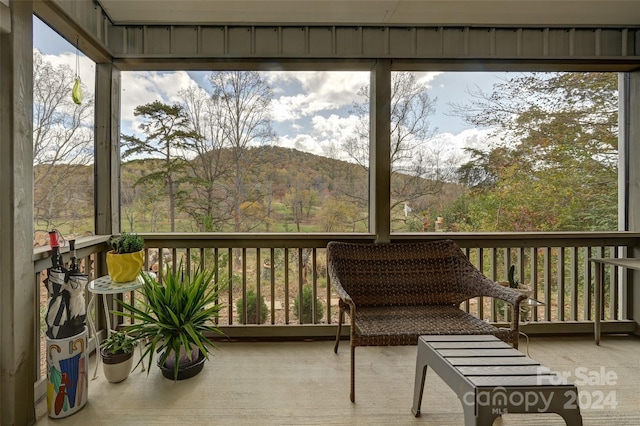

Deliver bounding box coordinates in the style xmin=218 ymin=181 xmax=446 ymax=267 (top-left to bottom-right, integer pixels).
xmin=327 ymin=240 xmax=490 ymax=307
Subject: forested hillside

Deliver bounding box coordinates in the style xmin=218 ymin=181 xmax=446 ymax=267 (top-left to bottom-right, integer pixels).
xmin=119 ymin=145 xmax=462 ymax=233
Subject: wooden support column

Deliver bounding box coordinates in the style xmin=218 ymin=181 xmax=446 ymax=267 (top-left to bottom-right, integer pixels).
xmin=94 ymin=63 xmax=121 ymax=330
xmin=95 ymin=63 xmax=121 ymax=237
xmin=0 ymin=1 xmax=36 ymax=425
xmin=624 ymin=71 xmax=640 ymax=331
xmin=370 ymin=60 xmax=391 ymax=243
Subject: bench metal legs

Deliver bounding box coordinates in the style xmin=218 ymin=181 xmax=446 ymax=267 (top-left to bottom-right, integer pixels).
xmin=411 ymin=358 xmax=428 ymax=416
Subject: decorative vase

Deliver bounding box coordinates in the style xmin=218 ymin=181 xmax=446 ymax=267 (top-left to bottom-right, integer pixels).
xmin=106 ymin=250 xmax=144 ymax=283
xmin=101 ymin=348 xmax=134 ymax=383
xmin=46 ymin=327 xmax=88 ymax=418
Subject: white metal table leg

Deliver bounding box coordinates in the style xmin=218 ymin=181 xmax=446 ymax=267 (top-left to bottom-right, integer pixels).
xmin=86 ymin=294 xmax=100 ymax=380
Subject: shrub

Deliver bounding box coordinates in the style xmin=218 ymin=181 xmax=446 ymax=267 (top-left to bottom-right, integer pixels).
xmin=293 ymin=286 xmax=324 ymax=323
xmin=236 ymin=289 xmax=268 ymax=324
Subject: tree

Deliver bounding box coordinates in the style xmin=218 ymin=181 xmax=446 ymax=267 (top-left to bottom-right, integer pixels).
xmin=207 ymin=71 xmax=276 ymax=232
xmin=177 ymin=86 xmax=234 ymax=231
xmin=344 ymin=72 xmax=458 ymax=230
xmin=32 ymin=49 xmax=94 ymax=231
xmin=317 ymin=198 xmax=361 ymax=232
xmin=176 ymin=72 xmax=276 ymax=233
xmin=284 ymin=172 xmax=318 ymax=231
xmin=121 ymin=101 xmax=199 ymax=232
xmin=451 ymin=72 xmax=618 ymax=231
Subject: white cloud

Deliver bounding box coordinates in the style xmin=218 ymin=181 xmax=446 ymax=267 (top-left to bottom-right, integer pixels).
xmin=277 ymin=134 xmax=321 ymax=154
xmin=121 ymin=71 xmax=199 ymax=133
xmin=269 ymin=71 xmax=368 ymax=121
xmin=276 ymin=113 xmax=361 ymax=159
xmin=312 ymin=114 xmax=360 ymax=139
xmin=430 ymin=127 xmax=496 ymax=164
xmin=414 ymin=71 xmax=443 ymax=87
xmin=271 ymin=94 xmax=314 ymax=121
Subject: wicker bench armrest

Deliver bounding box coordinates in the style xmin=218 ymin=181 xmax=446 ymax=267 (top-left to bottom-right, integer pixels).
xmin=482 ymin=280 xmax=529 ymax=307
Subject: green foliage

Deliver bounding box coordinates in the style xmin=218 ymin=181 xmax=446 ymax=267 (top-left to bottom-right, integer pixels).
xmin=453 ymin=72 xmax=618 ymax=232
xmin=114 ymin=264 xmax=226 ymax=381
xmin=100 ymin=330 xmax=136 ymax=356
xmin=293 ymin=286 xmax=324 ymax=323
xmin=107 ymin=232 xmax=144 ymax=254
xmin=236 ymin=289 xmax=268 ymax=324
xmin=121 ymin=101 xmax=199 ymax=232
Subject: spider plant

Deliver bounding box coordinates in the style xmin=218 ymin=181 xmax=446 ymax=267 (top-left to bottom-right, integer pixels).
xmin=114 ymin=263 xmax=226 ymax=380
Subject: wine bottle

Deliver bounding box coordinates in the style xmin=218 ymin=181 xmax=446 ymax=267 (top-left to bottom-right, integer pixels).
xmin=69 ymin=239 xmax=78 ymax=272
xmin=48 ymin=230 xmax=64 ymax=269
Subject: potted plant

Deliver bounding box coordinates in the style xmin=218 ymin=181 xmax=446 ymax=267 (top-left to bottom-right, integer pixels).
xmin=114 ymin=263 xmax=226 ymax=380
xmin=100 ymin=330 xmax=136 ymax=383
xmin=106 ymin=232 xmax=145 ymax=283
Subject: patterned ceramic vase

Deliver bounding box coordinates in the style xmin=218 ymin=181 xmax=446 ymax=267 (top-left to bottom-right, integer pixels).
xmin=106 ymin=249 xmax=144 ymax=282
xmin=46 ymin=327 xmax=88 ymax=418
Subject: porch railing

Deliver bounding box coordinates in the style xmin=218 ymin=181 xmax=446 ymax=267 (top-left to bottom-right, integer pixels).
xmin=33 ymin=232 xmax=640 ymax=397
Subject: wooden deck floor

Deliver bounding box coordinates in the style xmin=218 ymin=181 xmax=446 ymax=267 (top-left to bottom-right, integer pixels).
xmin=35 ymin=335 xmax=640 ymax=425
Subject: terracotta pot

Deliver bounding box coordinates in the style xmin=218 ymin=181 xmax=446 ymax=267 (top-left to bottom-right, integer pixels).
xmin=101 ymin=348 xmax=134 ymax=383
xmin=106 ymin=250 xmax=144 ymax=283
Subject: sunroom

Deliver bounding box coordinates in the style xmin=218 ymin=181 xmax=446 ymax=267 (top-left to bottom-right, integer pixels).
xmin=2 ymin=0 xmax=640 ymax=425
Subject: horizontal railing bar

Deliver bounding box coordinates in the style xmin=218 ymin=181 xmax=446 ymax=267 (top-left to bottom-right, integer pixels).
xmin=211 ymin=320 xmax=638 ymax=341
xmin=130 ymin=231 xmax=640 ymax=250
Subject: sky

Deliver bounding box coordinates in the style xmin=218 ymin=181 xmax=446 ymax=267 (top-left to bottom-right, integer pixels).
xmin=33 ymin=16 xmax=505 ymax=163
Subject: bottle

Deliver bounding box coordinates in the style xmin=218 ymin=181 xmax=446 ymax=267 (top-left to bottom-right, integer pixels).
xmin=48 ymin=230 xmax=64 ymax=270
xmin=69 ymin=239 xmax=78 ymax=272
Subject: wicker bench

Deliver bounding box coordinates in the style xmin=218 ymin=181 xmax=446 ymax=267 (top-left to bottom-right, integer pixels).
xmin=327 ymin=240 xmax=528 ymax=402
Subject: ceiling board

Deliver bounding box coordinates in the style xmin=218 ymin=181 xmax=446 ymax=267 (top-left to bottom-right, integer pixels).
xmin=97 ymin=0 xmax=640 ymax=26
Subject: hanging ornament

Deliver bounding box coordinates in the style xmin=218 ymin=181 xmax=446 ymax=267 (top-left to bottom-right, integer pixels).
xmin=72 ymin=37 xmax=83 ymax=105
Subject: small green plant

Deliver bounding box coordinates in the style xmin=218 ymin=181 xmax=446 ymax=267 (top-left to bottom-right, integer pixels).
xmin=236 ymin=289 xmax=268 ymax=324
xmin=100 ymin=330 xmax=136 ymax=356
xmin=508 ymin=265 xmax=519 ymax=289
xmin=108 ymin=232 xmax=144 ymax=254
xmin=293 ymin=286 xmax=324 ymax=323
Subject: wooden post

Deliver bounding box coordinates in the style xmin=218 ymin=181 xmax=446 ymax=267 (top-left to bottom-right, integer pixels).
xmin=370 ymin=60 xmax=391 ymax=243
xmin=0 ymin=1 xmax=36 ymax=424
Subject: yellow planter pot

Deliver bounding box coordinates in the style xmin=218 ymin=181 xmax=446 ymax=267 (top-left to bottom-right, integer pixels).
xmin=106 ymin=250 xmax=144 ymax=283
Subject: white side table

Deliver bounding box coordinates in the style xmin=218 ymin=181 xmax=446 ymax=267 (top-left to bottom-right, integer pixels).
xmin=87 ymin=275 xmax=143 ymax=379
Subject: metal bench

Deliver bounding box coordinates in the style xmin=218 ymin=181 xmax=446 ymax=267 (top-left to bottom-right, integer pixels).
xmin=412 ymin=335 xmax=583 ymax=425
